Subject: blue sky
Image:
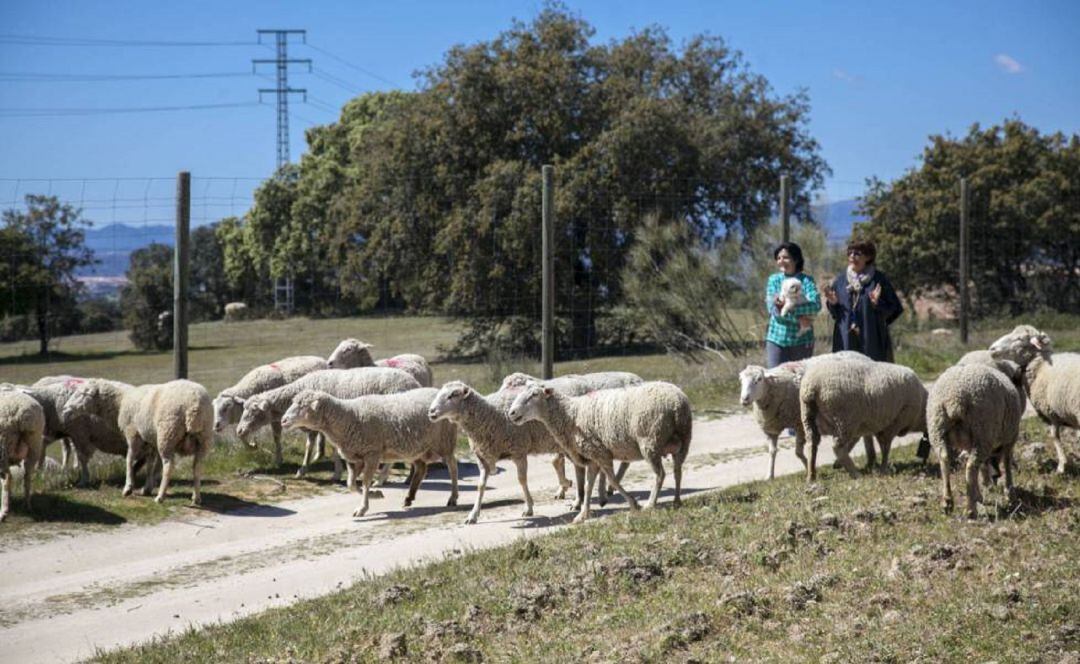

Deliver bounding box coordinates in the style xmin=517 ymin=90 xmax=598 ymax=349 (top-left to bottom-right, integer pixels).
xmin=1 ymin=0 xmax=1077 ymax=226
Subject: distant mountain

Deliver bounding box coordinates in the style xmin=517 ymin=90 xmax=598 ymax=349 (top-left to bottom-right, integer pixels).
xmin=811 ymin=199 xmax=866 ymax=243
xmin=77 ymin=223 xmax=174 ymax=278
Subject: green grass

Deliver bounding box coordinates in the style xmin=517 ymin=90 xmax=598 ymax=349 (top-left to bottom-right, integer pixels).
xmin=92 ymin=438 xmax=1080 ymax=663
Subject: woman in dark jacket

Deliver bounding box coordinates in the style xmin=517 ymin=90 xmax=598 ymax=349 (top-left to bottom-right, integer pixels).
xmin=823 ymin=239 xmax=902 ymax=362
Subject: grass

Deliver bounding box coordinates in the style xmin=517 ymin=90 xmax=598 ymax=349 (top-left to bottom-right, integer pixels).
xmin=92 ymin=433 xmax=1080 ymax=663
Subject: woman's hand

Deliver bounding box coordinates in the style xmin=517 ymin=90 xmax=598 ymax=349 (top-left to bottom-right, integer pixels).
xmin=823 ymin=286 xmax=838 ymax=306
xmin=869 ymin=284 xmax=882 ymax=306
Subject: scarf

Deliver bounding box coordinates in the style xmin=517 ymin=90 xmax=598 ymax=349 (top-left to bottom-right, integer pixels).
xmin=846 ymin=264 xmax=875 ymax=294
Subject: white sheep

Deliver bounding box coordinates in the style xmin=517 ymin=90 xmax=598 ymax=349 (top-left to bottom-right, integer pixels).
xmin=281 ymin=388 xmax=459 ymax=517
xmin=1 ymin=390 xmax=45 ymax=522
xmin=989 ymin=327 xmax=1080 ymax=473
xmin=927 ymin=363 xmax=1023 ymax=518
xmin=326 ymin=338 xmax=433 ymax=387
xmin=507 ymin=381 xmax=693 ymax=523
xmin=64 ymin=379 xmax=213 ymax=504
xmin=223 ymin=301 xmax=249 ymax=322
xmin=738 ymin=365 xmax=807 ymax=480
xmin=799 ymin=360 xmax=928 ymax=481
xmin=236 ymin=367 xmax=420 ymax=479
xmin=212 ymin=355 xmax=328 ymax=465
xmin=428 ymin=381 xmax=567 ymax=524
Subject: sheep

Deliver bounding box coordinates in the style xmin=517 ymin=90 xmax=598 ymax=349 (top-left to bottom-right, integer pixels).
xmin=799 ymin=360 xmax=928 ymax=481
xmin=236 ymin=367 xmax=421 ymax=479
xmin=955 ymin=350 xmax=1026 ymax=484
xmin=63 ymin=379 xmax=213 ymax=504
xmin=427 ymin=381 xmax=567 ymax=524
xmin=281 ymin=388 xmax=458 ymax=517
xmin=989 ymin=327 xmax=1080 ymax=474
xmin=499 ymin=371 xmax=643 ymax=501
xmin=1 ymin=380 xmax=83 ymax=476
xmin=326 ymin=338 xmax=433 ymax=387
xmin=738 ymin=365 xmax=808 ymax=480
xmin=212 ymin=355 xmax=329 ymax=465
xmin=927 ymin=363 xmax=1024 ymax=518
xmin=0 ymin=390 xmax=45 ymax=522
xmin=507 ymin=381 xmax=693 ymax=523
xmin=224 ymin=301 xmax=249 ymax=322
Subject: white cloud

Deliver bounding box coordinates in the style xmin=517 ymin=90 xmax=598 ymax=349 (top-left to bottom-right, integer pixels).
xmin=832 ymin=68 xmax=860 ymax=84
xmin=994 ymin=54 xmax=1024 ymax=74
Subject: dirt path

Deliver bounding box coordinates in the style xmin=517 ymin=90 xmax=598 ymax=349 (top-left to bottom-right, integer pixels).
xmin=0 ymin=413 xmax=920 ymax=663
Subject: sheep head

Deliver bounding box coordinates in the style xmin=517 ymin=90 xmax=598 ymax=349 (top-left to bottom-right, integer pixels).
xmin=327 ymin=338 xmax=375 ymax=369
xmin=428 ymin=381 xmax=474 ymax=422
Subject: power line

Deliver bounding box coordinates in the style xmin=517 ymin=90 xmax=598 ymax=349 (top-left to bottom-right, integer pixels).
xmin=305 ymin=42 xmax=402 ymax=88
xmin=0 ymin=71 xmax=256 ymax=82
xmin=0 ymin=101 xmax=263 ymax=118
xmin=312 ymin=68 xmax=365 ymax=96
xmin=0 ymin=33 xmax=256 ymax=47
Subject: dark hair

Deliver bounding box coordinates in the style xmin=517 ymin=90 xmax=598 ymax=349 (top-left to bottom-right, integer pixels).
xmin=773 ymin=242 xmax=804 ymax=272
xmin=846 ymin=239 xmax=877 ymax=265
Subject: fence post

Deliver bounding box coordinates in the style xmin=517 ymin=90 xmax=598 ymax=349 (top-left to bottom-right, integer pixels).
xmin=959 ymin=177 xmax=969 ymax=344
xmin=542 ymin=165 xmax=555 ymax=380
xmin=174 ymin=171 xmax=190 ymax=379
xmin=779 ymin=174 xmax=790 ymax=243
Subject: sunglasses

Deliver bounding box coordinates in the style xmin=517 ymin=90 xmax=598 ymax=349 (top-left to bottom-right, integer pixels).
xmin=848 ymin=250 xmax=865 ymax=257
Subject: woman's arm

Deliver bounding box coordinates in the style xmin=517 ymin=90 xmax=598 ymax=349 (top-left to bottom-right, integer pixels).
xmin=765 ymin=274 xmax=780 ymax=316
xmin=873 ymin=273 xmax=903 ymax=324
xmin=826 ymin=276 xmax=845 ymax=320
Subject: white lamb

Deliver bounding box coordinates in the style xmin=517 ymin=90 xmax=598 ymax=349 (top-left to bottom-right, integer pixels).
xmin=64 ymin=379 xmax=213 ymax=504
xmin=326 ymin=338 xmax=433 ymax=387
xmin=738 ymin=365 xmax=807 ymax=480
xmin=281 ymin=388 xmax=458 ymax=517
xmin=779 ymin=277 xmax=812 ymax=336
xmin=236 ymin=367 xmax=420 ymax=479
xmin=1 ymin=390 xmax=45 ymax=522
xmin=989 ymin=327 xmax=1080 ymax=473
xmin=507 ymin=381 xmax=693 ymax=523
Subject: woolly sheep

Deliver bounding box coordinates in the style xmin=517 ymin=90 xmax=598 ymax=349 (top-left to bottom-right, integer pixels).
xmin=326 ymin=338 xmax=433 ymax=387
xmin=224 ymin=301 xmax=249 ymax=322
xmin=0 ymin=390 xmax=45 ymax=522
xmin=281 ymin=388 xmax=458 ymax=517
xmin=800 ymin=360 xmax=928 ymax=481
xmin=236 ymin=367 xmax=420 ymax=479
xmin=64 ymin=379 xmax=213 ymax=504
xmin=927 ymin=363 xmax=1023 ymax=518
xmin=428 ymin=381 xmax=566 ymax=524
xmin=212 ymin=355 xmax=328 ymax=465
xmin=738 ymin=366 xmax=808 ymax=480
xmin=989 ymin=327 xmax=1080 ymax=473
xmin=507 ymin=381 xmax=693 ymax=523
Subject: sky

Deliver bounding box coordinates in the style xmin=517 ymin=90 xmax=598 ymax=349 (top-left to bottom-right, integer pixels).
xmin=1 ymin=0 xmax=1078 ymax=227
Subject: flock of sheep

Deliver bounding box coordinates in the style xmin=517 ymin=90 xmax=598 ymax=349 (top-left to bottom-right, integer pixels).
xmin=740 ymin=324 xmax=1080 ymax=517
xmin=0 ymin=339 xmax=692 ymax=525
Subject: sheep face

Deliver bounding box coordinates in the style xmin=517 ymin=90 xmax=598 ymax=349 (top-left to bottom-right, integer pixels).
xmin=280 ymin=391 xmax=321 ymax=430
xmin=989 ymin=328 xmax=1052 ymax=366
xmin=235 ymin=397 xmax=271 ymax=445
xmin=427 ymin=382 xmax=473 ymax=422
xmin=212 ymin=394 xmax=245 ymax=432
xmin=738 ymin=366 xmax=771 ymax=407
xmin=507 ymin=384 xmax=552 ymax=426
xmin=327 ymin=338 xmax=374 ymax=369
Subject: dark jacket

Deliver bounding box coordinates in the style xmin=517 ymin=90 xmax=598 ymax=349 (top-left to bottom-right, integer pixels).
xmin=827 ymin=269 xmax=903 ymax=362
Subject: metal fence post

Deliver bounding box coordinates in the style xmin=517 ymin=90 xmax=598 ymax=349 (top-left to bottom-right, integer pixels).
xmin=174 ymin=172 xmax=190 ymax=379
xmin=542 ymin=165 xmax=555 ymax=380
xmin=959 ymin=177 xmax=969 ymax=344
xmin=779 ymin=174 xmax=790 ymax=243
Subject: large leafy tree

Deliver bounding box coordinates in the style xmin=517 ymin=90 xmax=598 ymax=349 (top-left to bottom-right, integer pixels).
xmin=323 ymin=7 xmax=827 ymax=357
xmin=121 ymin=243 xmax=174 ymax=350
xmin=858 ymin=119 xmax=1080 ymax=316
xmin=1 ymin=195 xmax=95 ymax=354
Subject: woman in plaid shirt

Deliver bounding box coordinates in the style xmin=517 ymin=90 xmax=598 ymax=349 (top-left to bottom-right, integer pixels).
xmin=764 ymin=242 xmax=822 ymax=368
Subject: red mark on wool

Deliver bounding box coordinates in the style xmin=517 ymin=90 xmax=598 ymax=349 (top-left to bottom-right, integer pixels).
xmin=384 ymin=358 xmax=400 ymax=367
xmin=269 ymin=363 xmax=280 ymax=371
xmin=64 ymin=378 xmax=85 ymax=389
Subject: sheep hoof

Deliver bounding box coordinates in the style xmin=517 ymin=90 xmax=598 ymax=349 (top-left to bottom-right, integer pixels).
xmin=572 ymin=512 xmax=589 ymax=524
xmin=521 ymin=508 xmax=533 ymax=518
xmin=446 ymin=496 xmax=458 ymax=507
xmin=352 ymin=506 xmax=368 ymax=517
xmin=942 ymin=499 xmax=954 ymax=514
xmin=122 ymin=485 xmax=134 ymax=497
xmin=154 ymin=495 xmax=165 ymax=504
xmin=0 ymin=512 xmax=7 ymax=523
xmin=553 ymin=488 xmax=566 ymax=500
xmin=294 ymin=468 xmax=306 ymax=479
xmin=191 ymin=496 xmax=201 ymax=507
xmin=463 ymin=513 xmax=479 ymax=525
xmin=403 ymin=498 xmax=413 ymax=508
xmin=673 ymin=497 xmax=683 ymax=508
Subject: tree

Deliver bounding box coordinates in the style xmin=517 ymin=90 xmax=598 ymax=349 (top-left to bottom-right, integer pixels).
xmin=858 ymin=119 xmax=1080 ymax=316
xmin=190 ymin=223 xmax=229 ymax=321
xmin=1 ymin=195 xmax=95 ymax=354
xmin=121 ymin=243 xmax=173 ymax=350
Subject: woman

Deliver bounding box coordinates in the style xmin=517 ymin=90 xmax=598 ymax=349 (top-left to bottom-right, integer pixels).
xmin=764 ymin=242 xmax=822 ymax=368
xmin=823 ymin=239 xmax=902 ymax=362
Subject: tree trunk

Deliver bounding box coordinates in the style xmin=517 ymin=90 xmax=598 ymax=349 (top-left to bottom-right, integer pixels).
xmin=36 ymin=291 xmax=49 ymax=355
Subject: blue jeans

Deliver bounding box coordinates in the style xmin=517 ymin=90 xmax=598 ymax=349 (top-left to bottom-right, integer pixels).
xmin=765 ymin=341 xmax=814 ymax=369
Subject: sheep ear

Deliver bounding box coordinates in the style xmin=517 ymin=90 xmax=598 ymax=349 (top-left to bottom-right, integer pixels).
xmin=310 ymin=397 xmax=321 ymax=412
xmin=233 ymin=396 xmax=246 ymax=406
xmin=1030 ymin=336 xmax=1044 ymax=350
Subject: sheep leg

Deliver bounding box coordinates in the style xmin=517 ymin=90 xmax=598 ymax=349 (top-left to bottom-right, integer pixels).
xmin=271 ymin=420 xmax=283 ymax=467
xmin=445 ymin=456 xmax=459 ymax=507
xmin=0 ymin=470 xmax=9 ymax=522
xmin=793 ymin=429 xmax=808 ymax=470
xmin=464 ymin=457 xmax=492 ymax=525
xmin=767 ymin=434 xmax=779 ymax=480
xmin=374 ymin=463 xmax=391 ymax=487
xmin=353 ymin=453 xmax=380 ymax=517
xmin=142 ymin=451 xmax=160 ymax=497
xmin=552 ymin=453 xmax=571 ymax=500
xmin=330 ymin=446 xmax=344 ymax=484
xmin=312 ymin=432 xmax=325 ymax=463
xmin=296 ymin=434 xmax=315 ymax=478
xmin=596 ymin=468 xmax=609 ymax=507
xmin=808 ymin=431 xmax=820 ymax=482
xmin=1051 ymin=424 xmax=1067 ymax=474
xmin=939 ymin=444 xmax=954 ymax=514
xmin=644 ymin=454 xmax=665 ymax=510
xmin=571 ymin=463 xmax=586 ymax=511
xmin=122 ymin=437 xmax=143 ymax=497
xmin=190 ymin=449 xmax=203 ymax=506
xmin=513 ymin=456 xmax=534 ymax=517
xmin=345 ymin=461 xmax=358 ymax=497
xmin=75 ymin=446 xmax=92 ymax=488
xmin=404 ymin=460 xmax=427 ymax=507
xmin=876 ymin=434 xmax=895 ymax=474
xmin=573 ymin=464 xmax=599 ymax=524
xmin=59 ymin=438 xmax=72 ymax=470
xmin=861 ymin=435 xmax=877 ymax=472
xmin=833 ymin=436 xmax=861 ymax=479
xmin=22 ymin=438 xmax=37 ymax=513
xmin=155 ymin=455 xmax=174 ymax=503
xmin=599 ymin=456 xmax=640 ymax=512
xmin=1002 ymin=446 xmax=1015 ymax=503
xmin=964 ymin=451 xmax=985 ymax=519
xmin=609 ymin=461 xmax=629 ymax=497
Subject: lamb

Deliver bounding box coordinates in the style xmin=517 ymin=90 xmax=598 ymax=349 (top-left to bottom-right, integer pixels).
xmin=927 ymin=363 xmax=1023 ymax=518
xmin=989 ymin=327 xmax=1080 ymax=473
xmin=212 ymin=355 xmax=329 ymax=466
xmin=738 ymin=365 xmax=807 ymax=480
xmin=235 ymin=367 xmax=421 ymax=479
xmin=281 ymin=388 xmax=458 ymax=517
xmin=64 ymin=379 xmax=213 ymax=504
xmin=428 ymin=381 xmax=566 ymax=524
xmin=326 ymin=338 xmax=433 ymax=387
xmin=799 ymin=360 xmax=928 ymax=481
xmin=779 ymin=276 xmax=813 ymax=335
xmin=507 ymin=381 xmax=693 ymax=523
xmin=0 ymin=390 xmax=45 ymax=522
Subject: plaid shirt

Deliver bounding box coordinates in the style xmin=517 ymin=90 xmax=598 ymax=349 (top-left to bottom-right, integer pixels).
xmin=765 ymin=272 xmax=822 ymax=347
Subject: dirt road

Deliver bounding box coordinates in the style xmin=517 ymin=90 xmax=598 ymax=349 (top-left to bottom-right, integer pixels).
xmin=0 ymin=412 xmax=918 ymax=663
